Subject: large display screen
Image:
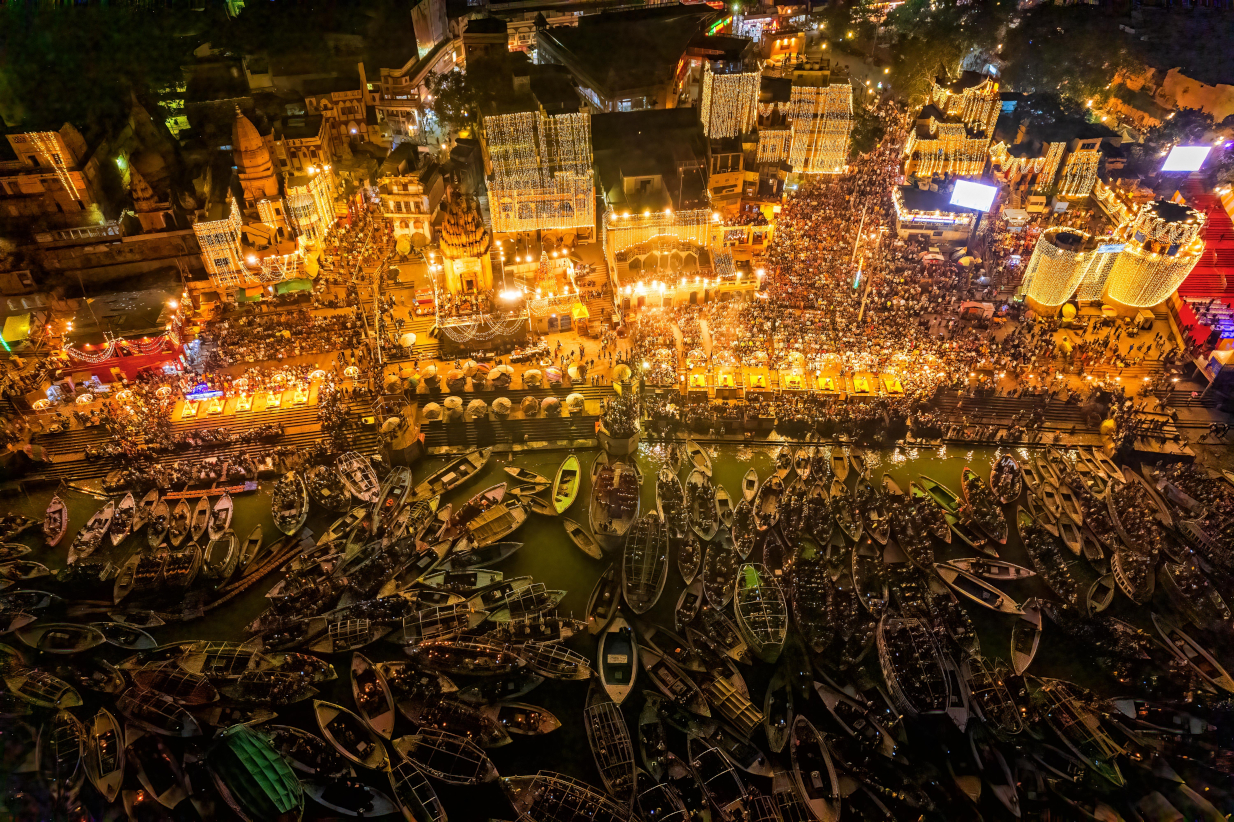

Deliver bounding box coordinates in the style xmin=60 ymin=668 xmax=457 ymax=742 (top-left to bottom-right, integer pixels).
xmin=950 ymin=180 xmax=997 ymax=211
xmin=1161 ymin=145 xmax=1212 ymax=172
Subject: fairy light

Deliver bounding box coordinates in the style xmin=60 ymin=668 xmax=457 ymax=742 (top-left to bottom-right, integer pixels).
xmin=757 ymin=127 xmax=792 ymax=164
xmin=1105 ymin=202 xmax=1206 ymax=307
xmin=29 ymin=131 xmax=80 ymax=201
xmin=193 ymin=196 xmax=246 ymax=287
xmin=699 ymin=63 xmax=760 ymax=138
xmin=787 ymin=83 xmax=851 ymax=174
xmin=1035 ymin=141 xmax=1065 ymax=193
xmin=485 ymin=110 xmax=594 ymax=234
xmin=1021 ymin=228 xmax=1091 ymax=307
xmin=1057 ymin=148 xmax=1101 ymax=198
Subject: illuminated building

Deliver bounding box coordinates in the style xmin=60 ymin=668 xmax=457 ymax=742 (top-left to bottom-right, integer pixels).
xmin=377 ymin=143 xmax=445 ymax=245
xmin=786 ymin=77 xmax=851 ymax=175
xmin=1020 ymin=228 xmax=1095 ymax=310
xmin=482 ymin=108 xmax=595 ymax=237
xmin=1017 ymin=200 xmax=1205 ymax=312
xmin=284 ymin=167 xmax=338 ymax=246
xmin=1104 ymin=200 xmax=1205 ymax=308
xmin=699 ymin=62 xmax=760 ymax=138
xmin=272 ymin=115 xmax=338 ymax=178
xmin=233 ymin=108 xmax=280 ymax=210
xmin=904 ymin=73 xmax=999 ymax=179
xmin=438 ymin=194 xmax=493 ymax=294
xmin=1 ymin=126 xmax=107 ymax=229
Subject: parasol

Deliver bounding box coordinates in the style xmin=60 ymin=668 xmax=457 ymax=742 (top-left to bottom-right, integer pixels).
xmin=567 ymin=364 xmax=581 ymax=381
xmin=566 ymin=392 xmax=586 ymax=411
xmin=521 ymin=395 xmax=540 ymax=416
xmin=381 ymin=417 xmax=401 ymax=433
xmin=399 ymin=332 xmax=417 ymax=348
xmin=466 ymin=399 xmax=489 ymax=421
xmin=492 ymin=396 xmax=512 ymax=417
xmin=541 ymin=396 xmax=561 ymax=416
xmin=444 ymin=395 xmax=463 ymax=411
xmin=546 ymin=366 xmax=563 ymax=384
xmin=422 ymin=402 xmax=442 ymax=420
xmin=463 ymin=360 xmax=479 ymax=377
xmin=420 ymin=364 xmax=438 ymax=380
xmin=490 ymin=364 xmax=514 ymax=386
xmin=613 ymin=364 xmax=632 ymax=381
xmin=343 ymin=366 xmax=360 ymax=378
xmin=523 ymin=369 xmax=543 ymax=387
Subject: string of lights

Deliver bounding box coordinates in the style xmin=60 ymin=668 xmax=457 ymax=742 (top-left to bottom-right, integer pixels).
xmin=757 ymin=128 xmax=792 ymax=164
xmin=485 ymin=111 xmax=594 ymax=234
xmin=787 ymin=84 xmax=851 ymax=174
xmin=29 ymin=131 xmax=80 ymax=201
xmin=193 ymin=196 xmax=246 ymax=288
xmin=1021 ymin=229 xmax=1091 ymax=307
xmin=1058 ymin=149 xmax=1100 ymax=198
xmin=699 ymin=63 xmax=760 ymax=139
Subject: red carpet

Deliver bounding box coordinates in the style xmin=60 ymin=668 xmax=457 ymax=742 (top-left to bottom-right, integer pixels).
xmin=1178 ymin=180 xmax=1234 ymax=298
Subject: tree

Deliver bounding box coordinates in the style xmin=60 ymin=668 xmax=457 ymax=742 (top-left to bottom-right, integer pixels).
xmin=428 ymin=51 xmax=532 ymax=134
xmin=850 ymin=104 xmax=886 ymax=158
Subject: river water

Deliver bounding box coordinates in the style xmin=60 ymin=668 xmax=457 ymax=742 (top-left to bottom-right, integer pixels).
xmin=4 ymin=442 xmax=1127 ymax=818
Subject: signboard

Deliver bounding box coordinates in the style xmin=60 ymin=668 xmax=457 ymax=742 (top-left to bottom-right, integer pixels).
xmin=1161 ymin=145 xmax=1212 ymax=173
xmin=950 ymin=180 xmax=997 ymax=211
xmin=1097 ymin=243 xmax=1126 ymax=254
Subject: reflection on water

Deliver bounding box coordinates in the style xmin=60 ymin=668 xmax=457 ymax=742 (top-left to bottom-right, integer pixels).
xmin=3 ymin=442 xmax=1125 ymax=812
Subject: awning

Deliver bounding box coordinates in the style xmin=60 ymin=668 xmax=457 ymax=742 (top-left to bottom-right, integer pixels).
xmin=570 ymin=302 xmax=590 ymax=321
xmin=236 ymin=287 xmax=263 ymax=302
xmin=2 ymin=313 xmax=31 ymax=343
xmin=275 ymin=278 xmax=312 ymax=295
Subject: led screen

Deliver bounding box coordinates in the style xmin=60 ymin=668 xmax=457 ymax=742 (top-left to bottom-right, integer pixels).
xmin=950 ymin=180 xmax=997 ymax=211
xmin=1161 ymin=145 xmax=1212 ymax=172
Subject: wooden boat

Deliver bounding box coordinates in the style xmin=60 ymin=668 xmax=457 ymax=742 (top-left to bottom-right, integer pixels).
xmin=734 ymin=563 xmax=788 ymax=663
xmin=657 ymin=468 xmax=689 ymax=541
xmin=463 ymin=499 xmax=528 ymax=549
xmin=990 ymin=454 xmax=1023 ymax=505
xmin=304 ymin=779 xmax=397 ymax=817
xmin=830 ymin=449 xmax=849 ymax=483
xmin=409 ymin=449 xmax=492 ymax=502
xmin=406 ymin=639 xmax=525 ymax=679
xmin=918 ymin=475 xmax=961 ymax=514
xmin=393 ymin=728 xmax=498 ymax=784
xmin=147 ymin=498 xmax=170 ymax=548
xmin=167 ymin=499 xmax=191 ymax=548
xmin=1152 ymin=613 xmax=1234 ymax=693
xmin=503 ymin=772 xmax=632 ymax=822
xmin=789 ymin=716 xmax=840 ymax=822
xmin=830 ymin=478 xmax=862 ymax=542
xmin=38 ymin=708 xmax=85 ymax=789
xmin=590 ymin=456 xmax=640 ymax=549
xmin=109 ymin=492 xmax=135 ymax=547
xmin=907 ymin=480 xmax=951 ymax=543
xmin=636 ymin=642 xmax=710 ymax=718
xmin=521 ymin=640 xmax=592 ymax=681
xmin=585 ymin=564 xmax=621 ymax=635
xmin=812 ymin=680 xmax=896 ymax=758
xmin=272 ymin=471 xmax=309 ymax=536
xmin=1010 ymin=598 xmax=1042 ymax=675
xmin=117 ymin=688 xmax=201 ymax=737
xmin=702 ymin=536 xmax=739 ymax=609
xmin=764 ymin=669 xmax=793 ymax=754
xmin=521 ymin=494 xmax=555 ymax=517
xmin=960 ymin=467 xmax=1008 ymax=544
xmin=306 ymin=619 xmax=391 ymax=655
xmin=91 ymin=622 xmax=156 ymax=650
xmin=688 ymin=736 xmax=748 ymax=820
xmin=0 ymin=560 xmax=50 ymax=582
xmin=375 ymin=466 xmax=412 ymax=527
xmin=876 ymin=616 xmax=951 ymax=717
xmin=69 ymin=501 xmax=114 ymax=564
xmin=314 ymin=700 xmax=389 ymax=770
xmin=686 ymin=439 xmax=712 ymax=476
xmin=307 ymin=464 xmax=352 ymax=513
xmin=208 ymin=492 xmax=233 ymax=541
xmin=753 ymin=475 xmax=783 ymax=532
xmin=852 ymin=538 xmax=888 ymax=617
xmin=126 ymin=725 xmax=188 ymax=808
xmin=584 ymin=682 xmax=637 ymax=803
xmin=130 ymin=661 xmax=218 ymax=706
xmin=238 ymin=525 xmax=263 ymax=571
xmin=622 ymin=514 xmax=669 ymax=614
xmin=1020 ymin=459 xmax=1046 ymax=497
xmin=935 ymin=564 xmax=1022 ymax=614
xmin=551 ymin=455 xmax=581 ymax=514
xmin=337 ymin=451 xmax=381 ymax=504
xmin=1088 ymin=447 xmax=1125 ymax=484
xmin=43 ymin=495 xmax=69 ymax=547
xmin=716 ymin=485 xmax=735 ymax=529
xmin=742 ymin=469 xmax=758 ymax=502
xmin=350 ymin=653 xmax=395 ymax=740
xmin=504 ymin=466 xmax=550 ymax=488
xmin=83 ymin=709 xmax=123 ymax=802
xmin=687 ymin=468 xmax=720 ymax=541
xmin=598 ymin=615 xmax=638 ymax=704
xmin=5 ymin=669 xmax=81 ymax=709
xmin=677 ymin=535 xmax=702 ymax=585
xmin=203 ymin=530 xmax=239 ymax=585
xmin=1056 ymin=482 xmax=1084 ymax=526
xmin=388 ymin=760 xmax=447 ymax=822
xmin=262 ymin=725 xmax=351 ymax=777
xmin=447 ymin=539 xmax=523 ymax=570
xmin=945 ymin=557 xmax=1035 ymax=581
xmin=1087 ymin=574 xmax=1117 ymax=615
xmin=675 ymin=578 xmax=705 ymax=632
xmin=0 ymin=543 xmax=30 ymax=562
xmin=1031 ymin=679 xmax=1124 ymax=787
xmin=190 ymin=496 xmax=210 ymax=543
xmin=562 ymin=518 xmax=603 ymax=560
xmin=17 ymin=622 xmax=105 ymax=655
